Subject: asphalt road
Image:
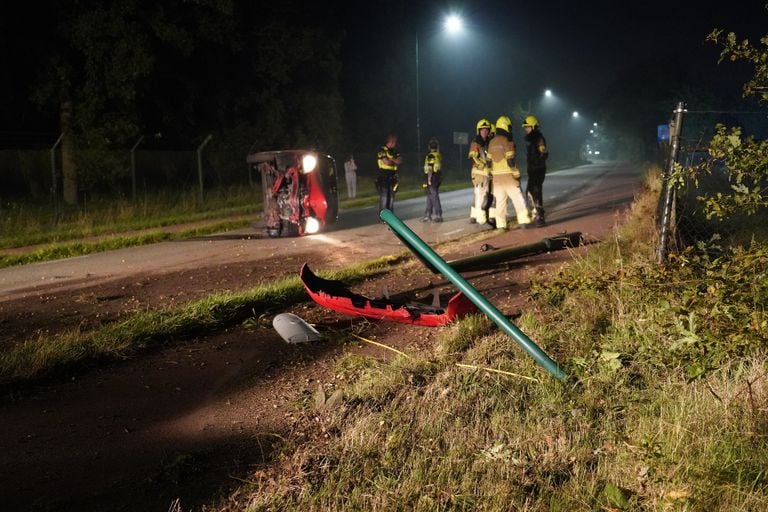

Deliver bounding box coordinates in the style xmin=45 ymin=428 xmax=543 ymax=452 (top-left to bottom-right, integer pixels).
xmin=0 ymin=161 xmax=638 ymax=301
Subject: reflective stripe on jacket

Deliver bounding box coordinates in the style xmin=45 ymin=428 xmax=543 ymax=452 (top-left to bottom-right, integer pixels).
xmin=377 ymin=145 xmax=400 ymax=171
xmin=468 ymin=136 xmax=490 ymax=176
xmin=487 ymin=132 xmax=518 ymax=176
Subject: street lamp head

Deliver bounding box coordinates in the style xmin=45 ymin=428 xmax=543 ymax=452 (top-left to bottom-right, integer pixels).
xmin=444 ymin=14 xmax=463 ymax=34
xmin=544 ymin=89 xmax=553 ymax=97
xmin=572 ymin=111 xmax=579 ymax=118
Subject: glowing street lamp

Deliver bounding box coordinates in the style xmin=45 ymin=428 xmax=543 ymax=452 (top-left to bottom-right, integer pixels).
xmin=444 ymin=14 xmax=463 ymax=34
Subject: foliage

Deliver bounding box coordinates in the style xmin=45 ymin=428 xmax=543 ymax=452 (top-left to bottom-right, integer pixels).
xmin=690 ymin=30 xmax=768 ymax=219
xmin=700 ymin=124 xmax=768 ymax=219
xmin=707 ymin=30 xmax=768 ymax=101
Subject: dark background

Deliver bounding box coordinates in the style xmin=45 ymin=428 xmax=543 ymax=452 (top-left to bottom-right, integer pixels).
xmin=1 ymin=0 xmax=766 ymax=195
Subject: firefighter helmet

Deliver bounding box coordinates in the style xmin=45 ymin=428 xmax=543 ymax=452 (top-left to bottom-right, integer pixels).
xmin=495 ymin=115 xmax=512 ymax=133
xmin=522 ymin=116 xmax=540 ymax=128
xmin=475 ymin=118 xmax=492 ymax=135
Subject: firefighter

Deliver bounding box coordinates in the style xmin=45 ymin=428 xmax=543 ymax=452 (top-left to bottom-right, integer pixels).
xmin=468 ymin=118 xmax=495 ymax=225
xmin=422 ymin=137 xmax=443 ymax=222
xmin=487 ymin=115 xmax=531 ymax=229
xmin=522 ymin=115 xmax=549 ymax=227
xmin=376 ymin=133 xmax=402 ymax=219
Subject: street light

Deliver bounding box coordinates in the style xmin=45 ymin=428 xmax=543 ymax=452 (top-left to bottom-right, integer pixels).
xmin=528 ymin=89 xmax=556 ymax=113
xmin=444 ymin=14 xmax=463 ymax=34
xmin=416 ymin=13 xmax=465 ymax=155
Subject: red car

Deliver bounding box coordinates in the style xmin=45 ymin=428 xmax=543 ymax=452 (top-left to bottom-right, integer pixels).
xmin=247 ymin=149 xmax=339 ymax=237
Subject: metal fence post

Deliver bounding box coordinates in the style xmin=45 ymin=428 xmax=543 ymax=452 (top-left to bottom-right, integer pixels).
xmin=50 ymin=133 xmax=63 ymax=218
xmin=197 ymin=133 xmax=213 ymax=204
xmin=657 ymin=102 xmax=685 ymax=264
xmin=130 ymin=135 xmax=145 ymax=201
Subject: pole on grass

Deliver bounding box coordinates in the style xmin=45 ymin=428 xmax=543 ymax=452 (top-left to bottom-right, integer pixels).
xmin=379 ymin=209 xmax=567 ymax=381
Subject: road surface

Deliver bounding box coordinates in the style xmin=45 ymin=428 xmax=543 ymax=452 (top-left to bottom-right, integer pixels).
xmin=0 ymin=162 xmax=639 ymax=301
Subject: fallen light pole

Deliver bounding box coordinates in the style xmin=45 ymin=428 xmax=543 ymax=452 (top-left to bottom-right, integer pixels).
xmin=380 ymin=209 xmax=567 ymax=381
xmin=446 ymin=232 xmax=583 ymax=273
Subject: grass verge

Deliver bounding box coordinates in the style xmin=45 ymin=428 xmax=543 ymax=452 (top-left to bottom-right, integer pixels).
xmin=0 ymin=255 xmax=407 ymax=387
xmin=0 ymin=218 xmax=252 ymax=268
xmin=0 ymin=180 xmax=470 ymax=268
xmin=228 ymin=168 xmax=768 ymax=511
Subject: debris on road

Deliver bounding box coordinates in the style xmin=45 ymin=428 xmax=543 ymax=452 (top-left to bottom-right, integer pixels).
xmin=273 ymin=312 xmax=322 ymax=343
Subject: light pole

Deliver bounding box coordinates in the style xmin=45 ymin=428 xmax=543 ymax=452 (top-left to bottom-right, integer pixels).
xmin=415 ymin=13 xmax=464 ymax=155
xmin=416 ymin=35 xmax=420 ymax=157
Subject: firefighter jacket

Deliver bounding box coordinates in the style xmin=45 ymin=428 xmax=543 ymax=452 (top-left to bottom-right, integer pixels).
xmin=377 ymin=145 xmax=400 ymax=171
xmin=525 ymin=128 xmax=548 ymax=171
xmin=487 ymin=130 xmax=519 ymax=177
xmin=468 ymin=135 xmax=491 ymax=177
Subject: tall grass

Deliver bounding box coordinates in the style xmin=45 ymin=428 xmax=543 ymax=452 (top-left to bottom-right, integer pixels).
xmin=236 ymin=168 xmax=768 ymax=511
xmin=0 ymin=184 xmax=261 ymax=249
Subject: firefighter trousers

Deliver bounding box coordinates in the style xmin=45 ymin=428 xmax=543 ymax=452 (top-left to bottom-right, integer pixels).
xmin=491 ymin=173 xmax=531 ymax=228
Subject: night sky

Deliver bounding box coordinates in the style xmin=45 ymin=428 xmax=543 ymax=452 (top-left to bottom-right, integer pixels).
xmin=1 ymin=1 xmax=766 ymax=155
xmin=336 ymin=1 xmax=767 ymax=143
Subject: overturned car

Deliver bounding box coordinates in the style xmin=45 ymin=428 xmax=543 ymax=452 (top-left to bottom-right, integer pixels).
xmin=247 ymin=149 xmax=339 ymax=237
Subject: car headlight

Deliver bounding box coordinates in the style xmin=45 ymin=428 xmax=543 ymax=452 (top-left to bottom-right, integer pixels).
xmin=302 ymin=154 xmax=318 ymax=174
xmin=304 ymin=217 xmax=320 ymax=234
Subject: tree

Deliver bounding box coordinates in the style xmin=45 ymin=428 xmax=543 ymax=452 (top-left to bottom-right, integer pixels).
xmin=29 ymin=0 xmax=345 ymax=202
xmin=695 ymin=29 xmax=768 ymax=219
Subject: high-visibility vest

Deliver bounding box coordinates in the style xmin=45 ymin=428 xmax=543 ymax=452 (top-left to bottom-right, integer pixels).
xmin=423 ymin=150 xmax=442 ymax=174
xmin=377 ymin=145 xmax=400 ymax=171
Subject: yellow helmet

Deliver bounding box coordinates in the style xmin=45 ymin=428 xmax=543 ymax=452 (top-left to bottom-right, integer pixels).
xmin=475 ymin=118 xmax=492 ymax=135
xmin=495 ymin=115 xmax=512 ymax=133
xmin=522 ymin=116 xmax=540 ymax=128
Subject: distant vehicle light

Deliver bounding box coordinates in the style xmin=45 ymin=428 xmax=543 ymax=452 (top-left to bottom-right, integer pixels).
xmin=302 ymin=154 xmax=318 ymax=173
xmin=304 ymin=217 xmax=320 ymax=234
xmin=594 ymin=151 xmax=601 ymax=155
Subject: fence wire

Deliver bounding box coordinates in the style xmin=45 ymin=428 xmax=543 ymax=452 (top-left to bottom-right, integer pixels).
xmin=657 ymin=103 xmax=768 ymax=262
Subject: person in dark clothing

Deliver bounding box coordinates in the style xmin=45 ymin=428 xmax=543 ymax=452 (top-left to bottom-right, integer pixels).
xmin=376 ymin=133 xmax=402 ymax=219
xmin=421 ymin=137 xmax=443 ymax=222
xmin=522 ymin=115 xmax=549 ymax=227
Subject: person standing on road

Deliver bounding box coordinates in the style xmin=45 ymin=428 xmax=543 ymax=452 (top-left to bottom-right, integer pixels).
xmin=487 ymin=115 xmax=531 ymax=230
xmin=468 ymin=118 xmax=494 ymax=225
xmin=376 ymin=134 xmax=402 ymax=219
xmin=421 ymin=137 xmax=443 ymax=222
xmin=522 ymin=115 xmax=549 ymax=227
xmin=344 ymin=154 xmax=358 ymax=199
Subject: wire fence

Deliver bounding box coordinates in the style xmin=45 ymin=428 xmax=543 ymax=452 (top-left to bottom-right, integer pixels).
xmin=656 ymin=102 xmax=768 ymax=263
xmin=0 ymin=136 xmax=474 ymax=211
